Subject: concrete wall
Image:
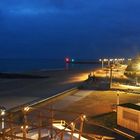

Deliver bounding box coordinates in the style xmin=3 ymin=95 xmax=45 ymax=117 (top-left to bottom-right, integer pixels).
xmin=117 ymin=106 xmax=140 ymax=134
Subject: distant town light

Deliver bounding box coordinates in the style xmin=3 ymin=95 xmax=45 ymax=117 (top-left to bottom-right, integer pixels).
xmin=65 ymin=57 xmax=70 ymax=63
xmin=128 ymin=58 xmax=132 ymax=61
xmin=71 ymin=58 xmax=75 ymax=62
xmin=103 ymin=59 xmax=108 ymax=62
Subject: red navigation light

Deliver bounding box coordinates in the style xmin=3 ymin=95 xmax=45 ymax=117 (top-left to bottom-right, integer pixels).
xmin=65 ymin=57 xmax=70 ymax=63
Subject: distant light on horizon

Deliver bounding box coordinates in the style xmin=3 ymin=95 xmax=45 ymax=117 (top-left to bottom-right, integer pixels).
xmin=65 ymin=57 xmax=70 ymax=63
xmin=71 ymin=58 xmax=75 ymax=62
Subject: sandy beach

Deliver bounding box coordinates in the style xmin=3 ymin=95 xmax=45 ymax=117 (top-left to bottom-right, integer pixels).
xmin=0 ymin=67 xmax=96 ymax=109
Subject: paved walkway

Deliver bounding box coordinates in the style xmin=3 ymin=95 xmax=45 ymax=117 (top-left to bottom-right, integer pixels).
xmin=52 ymin=90 xmax=93 ymax=109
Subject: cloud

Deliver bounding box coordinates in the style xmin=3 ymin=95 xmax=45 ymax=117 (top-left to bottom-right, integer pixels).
xmin=1 ymin=0 xmax=140 ymax=59
xmin=0 ymin=0 xmax=95 ymax=16
xmin=9 ymin=8 xmax=46 ymax=15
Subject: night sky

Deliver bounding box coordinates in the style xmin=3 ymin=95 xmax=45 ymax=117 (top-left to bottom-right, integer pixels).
xmin=0 ymin=0 xmax=140 ymax=59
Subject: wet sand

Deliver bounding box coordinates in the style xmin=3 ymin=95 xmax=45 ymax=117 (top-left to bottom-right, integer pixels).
xmin=0 ymin=96 xmax=38 ymax=109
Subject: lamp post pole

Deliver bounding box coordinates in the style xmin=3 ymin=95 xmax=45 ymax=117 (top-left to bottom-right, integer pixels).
xmin=0 ymin=107 xmax=6 ymax=130
xmin=99 ymin=59 xmax=104 ymax=69
xmin=108 ymin=59 xmax=110 ymax=67
xmin=22 ymin=106 xmax=30 ymax=139
xmin=110 ymin=66 xmax=113 ymax=89
xmin=1 ymin=118 xmax=4 ymax=129
xmin=102 ymin=60 xmax=104 ymax=69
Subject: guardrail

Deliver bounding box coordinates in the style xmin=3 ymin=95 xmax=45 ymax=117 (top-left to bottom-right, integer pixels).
xmin=114 ymin=128 xmax=134 ymax=140
xmin=7 ymin=87 xmax=78 ymax=113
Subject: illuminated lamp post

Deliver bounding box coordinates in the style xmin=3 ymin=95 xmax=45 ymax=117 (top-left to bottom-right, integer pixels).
xmin=110 ymin=66 xmax=113 ymax=89
xmin=21 ymin=125 xmax=29 ymax=138
xmin=0 ymin=107 xmax=6 ymax=130
xmin=128 ymin=58 xmax=132 ymax=64
xmin=22 ymin=106 xmax=30 ymax=138
xmin=122 ymin=58 xmax=125 ymax=64
xmin=78 ymin=114 xmax=86 ymax=140
xmin=99 ymin=59 xmax=104 ymax=69
xmin=109 ymin=59 xmax=113 ymax=67
xmin=23 ymin=106 xmax=30 ymax=124
xmin=114 ymin=58 xmax=118 ymax=65
xmin=108 ymin=59 xmax=110 ymax=67
xmin=104 ymin=59 xmax=108 ymax=68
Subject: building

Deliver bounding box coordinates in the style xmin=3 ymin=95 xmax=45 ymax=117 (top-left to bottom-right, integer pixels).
xmin=117 ymin=103 xmax=140 ymax=134
xmin=125 ymin=56 xmax=140 ymax=78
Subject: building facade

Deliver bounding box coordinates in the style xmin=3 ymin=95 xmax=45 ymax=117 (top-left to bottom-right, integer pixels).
xmin=117 ymin=103 xmax=140 ymax=134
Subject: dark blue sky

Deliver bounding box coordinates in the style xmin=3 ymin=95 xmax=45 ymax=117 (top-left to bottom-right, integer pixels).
xmin=0 ymin=0 xmax=140 ymax=59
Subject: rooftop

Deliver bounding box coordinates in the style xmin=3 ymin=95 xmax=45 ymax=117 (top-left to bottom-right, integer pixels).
xmin=119 ymin=103 xmax=140 ymax=111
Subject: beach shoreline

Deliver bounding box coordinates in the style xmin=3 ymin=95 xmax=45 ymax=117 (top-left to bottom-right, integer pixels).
xmin=0 ymin=66 xmax=98 ymax=109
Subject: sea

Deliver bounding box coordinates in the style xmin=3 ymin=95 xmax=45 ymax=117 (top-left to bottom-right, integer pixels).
xmin=0 ymin=59 xmax=99 ymax=73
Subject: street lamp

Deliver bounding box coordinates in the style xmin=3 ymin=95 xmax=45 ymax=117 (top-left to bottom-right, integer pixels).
xmin=23 ymin=106 xmax=30 ymax=112
xmin=99 ymin=59 xmax=104 ymax=69
xmin=99 ymin=59 xmax=108 ymax=69
xmin=21 ymin=125 xmax=29 ymax=138
xmin=22 ymin=106 xmax=30 ymax=139
xmin=0 ymin=107 xmax=6 ymax=130
xmin=108 ymin=59 xmax=110 ymax=67
xmin=22 ymin=106 xmax=30 ymax=124
xmin=110 ymin=66 xmax=113 ymax=89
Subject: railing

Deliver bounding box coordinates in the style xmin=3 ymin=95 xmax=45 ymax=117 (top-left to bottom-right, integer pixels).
xmin=53 ymin=120 xmax=66 ymax=126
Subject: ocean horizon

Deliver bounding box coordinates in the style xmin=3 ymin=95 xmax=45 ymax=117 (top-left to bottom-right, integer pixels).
xmin=0 ymin=58 xmax=99 ymax=73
